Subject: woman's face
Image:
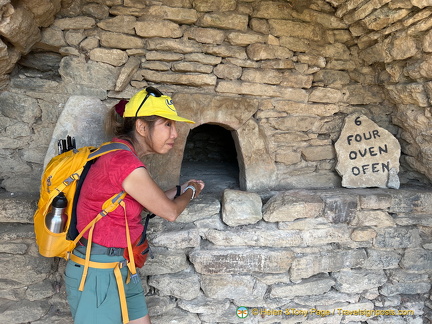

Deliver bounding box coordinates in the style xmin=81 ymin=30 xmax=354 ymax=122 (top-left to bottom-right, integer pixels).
xmin=140 ymin=118 xmax=178 ymax=155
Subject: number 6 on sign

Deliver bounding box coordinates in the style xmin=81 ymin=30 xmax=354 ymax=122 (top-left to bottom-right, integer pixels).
xmin=355 ymin=116 xmax=362 ymax=126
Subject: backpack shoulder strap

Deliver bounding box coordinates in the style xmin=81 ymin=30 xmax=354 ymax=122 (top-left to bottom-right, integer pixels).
xmin=68 ymin=142 xmax=132 ymax=239
xmin=88 ymin=142 xmax=131 ymax=160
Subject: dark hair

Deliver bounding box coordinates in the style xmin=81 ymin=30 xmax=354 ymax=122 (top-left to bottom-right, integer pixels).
xmin=105 ymin=105 xmax=160 ymax=146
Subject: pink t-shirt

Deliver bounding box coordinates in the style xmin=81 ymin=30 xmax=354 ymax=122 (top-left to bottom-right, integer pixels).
xmin=76 ymin=139 xmax=145 ymax=248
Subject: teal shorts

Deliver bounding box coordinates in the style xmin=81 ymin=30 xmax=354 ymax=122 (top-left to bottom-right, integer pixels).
xmin=64 ymin=250 xmax=148 ymax=324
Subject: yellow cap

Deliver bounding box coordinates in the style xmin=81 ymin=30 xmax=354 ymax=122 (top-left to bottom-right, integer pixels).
xmin=123 ymin=88 xmax=195 ymax=123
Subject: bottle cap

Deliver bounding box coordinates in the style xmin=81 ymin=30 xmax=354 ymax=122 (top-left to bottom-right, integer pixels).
xmin=52 ymin=192 xmax=67 ymax=208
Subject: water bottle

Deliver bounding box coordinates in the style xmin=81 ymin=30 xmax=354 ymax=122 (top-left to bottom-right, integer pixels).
xmin=45 ymin=192 xmax=68 ymax=233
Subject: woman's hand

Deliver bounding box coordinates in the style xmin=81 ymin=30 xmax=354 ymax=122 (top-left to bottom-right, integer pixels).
xmin=184 ymin=179 xmax=205 ymax=198
xmin=182 ymin=179 xmax=205 ymax=196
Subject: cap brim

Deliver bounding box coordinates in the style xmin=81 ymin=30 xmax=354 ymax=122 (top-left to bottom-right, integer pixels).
xmin=154 ymin=112 xmax=195 ymax=123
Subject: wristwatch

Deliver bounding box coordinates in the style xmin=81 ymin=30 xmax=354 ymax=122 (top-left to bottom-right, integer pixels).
xmin=183 ymin=185 xmax=196 ymax=200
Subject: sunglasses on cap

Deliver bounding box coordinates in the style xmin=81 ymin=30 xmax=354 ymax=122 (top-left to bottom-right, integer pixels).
xmin=134 ymin=87 xmax=164 ymax=118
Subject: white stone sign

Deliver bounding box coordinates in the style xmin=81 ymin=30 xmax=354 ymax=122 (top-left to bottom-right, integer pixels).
xmin=335 ymin=114 xmax=401 ymax=189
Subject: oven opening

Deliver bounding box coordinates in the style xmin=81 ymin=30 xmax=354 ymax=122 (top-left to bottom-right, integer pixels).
xmin=180 ymin=124 xmax=240 ymax=195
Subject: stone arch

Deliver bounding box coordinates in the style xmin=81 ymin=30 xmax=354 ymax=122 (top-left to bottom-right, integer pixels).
xmin=143 ymin=93 xmax=276 ymax=192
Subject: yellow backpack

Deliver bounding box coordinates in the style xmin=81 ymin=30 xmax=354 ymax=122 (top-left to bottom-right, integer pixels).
xmin=34 ymin=141 xmax=139 ymax=324
xmin=34 ymin=141 xmax=131 ymax=258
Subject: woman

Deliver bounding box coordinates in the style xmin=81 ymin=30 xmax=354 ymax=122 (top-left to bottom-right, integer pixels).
xmin=64 ymin=87 xmax=204 ymax=324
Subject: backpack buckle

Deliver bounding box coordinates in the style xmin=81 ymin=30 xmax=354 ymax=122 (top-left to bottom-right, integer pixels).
xmin=63 ymin=173 xmax=80 ymax=186
xmin=130 ymin=273 xmax=139 ymax=283
xmin=107 ymin=247 xmax=123 ymax=256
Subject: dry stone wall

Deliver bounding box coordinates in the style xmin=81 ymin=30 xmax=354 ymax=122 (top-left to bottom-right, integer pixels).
xmin=1 ymin=187 xmax=432 ymax=323
xmin=2 ymin=0 xmax=432 ymax=192
xmin=0 ymin=0 xmax=432 ymax=323
xmin=337 ymin=0 xmax=432 ymax=186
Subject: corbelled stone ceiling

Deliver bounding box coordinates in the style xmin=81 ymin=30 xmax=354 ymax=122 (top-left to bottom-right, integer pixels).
xmin=1 ymin=0 xmax=430 ymax=86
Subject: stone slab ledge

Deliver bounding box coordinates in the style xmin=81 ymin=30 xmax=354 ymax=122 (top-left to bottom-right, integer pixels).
xmin=1 ymin=186 xmax=432 ymax=224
